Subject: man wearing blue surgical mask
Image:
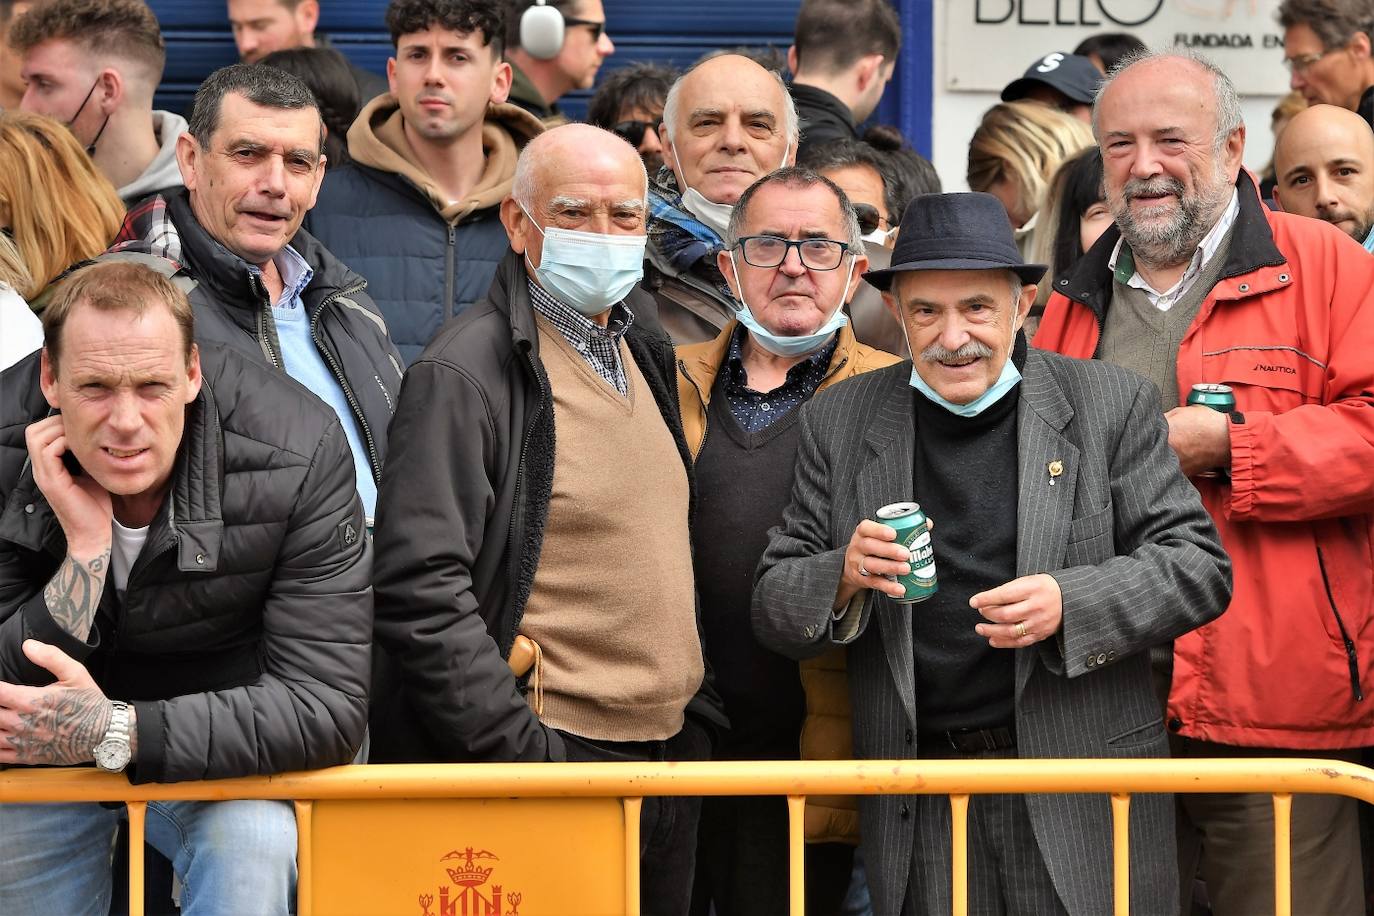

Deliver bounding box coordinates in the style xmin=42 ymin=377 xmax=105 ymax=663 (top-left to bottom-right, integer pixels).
xmin=644 ymin=53 xmax=799 ymax=345
xmin=370 ymin=123 xmax=725 ymax=916
xmin=753 ymin=192 xmax=1232 ymax=916
xmin=678 ymin=167 xmax=898 ymax=914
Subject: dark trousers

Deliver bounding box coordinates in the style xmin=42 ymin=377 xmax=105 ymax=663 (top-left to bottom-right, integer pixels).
xmin=903 ymin=744 xmax=1068 ymax=916
xmin=559 ymin=719 xmax=712 ymax=916
xmin=690 ymin=794 xmax=855 ymax=916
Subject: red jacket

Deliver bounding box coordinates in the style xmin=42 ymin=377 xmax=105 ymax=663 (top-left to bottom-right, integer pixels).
xmin=1034 ymin=174 xmax=1374 ymax=749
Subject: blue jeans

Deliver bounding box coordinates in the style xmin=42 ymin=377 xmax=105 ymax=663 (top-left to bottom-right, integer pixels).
xmin=0 ymin=799 xmax=297 ymax=915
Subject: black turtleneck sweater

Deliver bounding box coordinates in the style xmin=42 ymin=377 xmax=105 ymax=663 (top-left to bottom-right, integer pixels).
xmin=912 ymin=338 xmax=1026 ymax=735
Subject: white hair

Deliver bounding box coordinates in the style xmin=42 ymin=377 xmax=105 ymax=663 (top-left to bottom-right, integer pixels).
xmin=661 ymin=57 xmax=800 ymax=148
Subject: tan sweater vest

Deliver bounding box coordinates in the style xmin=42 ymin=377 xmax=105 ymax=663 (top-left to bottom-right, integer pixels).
xmin=520 ymin=318 xmax=703 ymax=742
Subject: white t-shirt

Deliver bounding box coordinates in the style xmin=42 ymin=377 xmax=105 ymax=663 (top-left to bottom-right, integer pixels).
xmin=0 ymin=285 xmax=42 ymax=371
xmin=110 ymin=519 xmax=150 ymax=597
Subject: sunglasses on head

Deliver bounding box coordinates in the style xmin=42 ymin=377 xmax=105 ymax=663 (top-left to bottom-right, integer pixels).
xmin=611 ymin=118 xmax=662 ymax=146
xmin=851 ymin=203 xmax=888 ymax=237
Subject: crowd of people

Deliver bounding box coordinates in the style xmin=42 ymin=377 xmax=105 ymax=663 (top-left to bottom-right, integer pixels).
xmin=0 ymin=0 xmax=1372 ymax=914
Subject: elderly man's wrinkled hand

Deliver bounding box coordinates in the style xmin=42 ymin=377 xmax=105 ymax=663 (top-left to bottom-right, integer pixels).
xmin=1164 ymin=404 xmax=1231 ymax=478
xmin=834 ymin=519 xmax=915 ymax=610
xmin=971 ymin=574 xmax=1063 ymax=649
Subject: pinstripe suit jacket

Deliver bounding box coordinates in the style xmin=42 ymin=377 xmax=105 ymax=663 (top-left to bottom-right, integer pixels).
xmin=753 ymin=349 xmax=1232 ymax=916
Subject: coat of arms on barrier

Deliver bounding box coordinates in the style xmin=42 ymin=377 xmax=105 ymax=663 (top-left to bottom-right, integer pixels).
xmin=417 ymin=847 xmax=524 ymax=915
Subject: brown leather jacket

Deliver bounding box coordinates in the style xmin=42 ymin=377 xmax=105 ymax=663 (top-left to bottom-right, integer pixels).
xmin=677 ymin=320 xmax=899 ymax=843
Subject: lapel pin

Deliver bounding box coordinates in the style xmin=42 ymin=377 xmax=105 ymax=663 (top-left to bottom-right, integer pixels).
xmin=1048 ymin=460 xmax=1063 ymax=486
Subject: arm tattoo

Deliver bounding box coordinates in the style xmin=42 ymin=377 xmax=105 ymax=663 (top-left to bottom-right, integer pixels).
xmin=43 ymin=549 xmax=111 ymax=642
xmin=8 ymin=686 xmax=111 ymax=766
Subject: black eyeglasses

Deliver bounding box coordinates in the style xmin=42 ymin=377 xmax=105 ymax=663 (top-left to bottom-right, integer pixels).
xmin=851 ymin=203 xmax=888 ymax=236
xmin=734 ymin=235 xmax=852 ymax=271
xmin=611 ymin=118 xmax=662 ymax=146
xmin=563 ymin=17 xmax=606 ymax=42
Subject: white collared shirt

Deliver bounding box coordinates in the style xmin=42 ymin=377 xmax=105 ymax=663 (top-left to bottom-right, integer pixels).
xmin=1108 ymin=189 xmax=1239 ymax=312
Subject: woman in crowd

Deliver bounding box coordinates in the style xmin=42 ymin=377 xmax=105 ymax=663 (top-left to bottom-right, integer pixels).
xmin=1026 ymin=147 xmax=1110 ymax=337
xmin=966 ymin=100 xmax=1094 ymax=256
xmin=0 ymin=232 xmax=41 ymax=371
xmin=0 ymin=111 xmax=124 ymax=308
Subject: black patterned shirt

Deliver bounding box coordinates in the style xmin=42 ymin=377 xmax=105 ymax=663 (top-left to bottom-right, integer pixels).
xmin=723 ymin=323 xmax=838 ymax=433
xmin=527 ymin=279 xmax=634 ymax=394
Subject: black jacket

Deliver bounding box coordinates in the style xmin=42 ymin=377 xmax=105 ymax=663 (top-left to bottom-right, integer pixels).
xmin=0 ymin=347 xmax=373 ymax=784
xmin=370 ymin=251 xmax=725 ymax=762
xmin=1361 ymin=85 xmax=1373 ymax=132
xmin=790 ymin=82 xmax=859 ymax=159
xmin=109 ymin=191 xmax=404 ymax=485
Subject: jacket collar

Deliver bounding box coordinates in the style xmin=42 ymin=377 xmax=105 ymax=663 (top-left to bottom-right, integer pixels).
xmin=789 ymin=82 xmax=858 ymax=136
xmin=1056 ymin=170 xmax=1286 ymax=324
xmin=0 ymin=378 xmax=226 ymax=573
xmin=681 ymin=318 xmax=863 ymax=406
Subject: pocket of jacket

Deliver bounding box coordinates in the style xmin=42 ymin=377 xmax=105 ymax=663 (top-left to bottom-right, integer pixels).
xmin=1067 ymin=503 xmax=1113 ymax=544
xmin=1106 ymin=716 xmax=1164 ymax=748
xmin=1200 ymin=345 xmax=1324 ymax=410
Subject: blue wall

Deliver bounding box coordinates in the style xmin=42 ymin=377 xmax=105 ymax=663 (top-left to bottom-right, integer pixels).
xmin=149 ymin=0 xmax=932 ymax=154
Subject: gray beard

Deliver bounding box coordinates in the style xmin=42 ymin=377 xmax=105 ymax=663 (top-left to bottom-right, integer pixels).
xmin=1110 ymin=168 xmax=1232 ymax=270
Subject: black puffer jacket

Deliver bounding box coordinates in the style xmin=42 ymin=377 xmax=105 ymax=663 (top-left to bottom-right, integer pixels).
xmin=109 ymin=191 xmax=404 ymax=484
xmin=0 ymin=346 xmax=373 ymax=783
xmin=370 ymin=251 xmax=725 ymax=763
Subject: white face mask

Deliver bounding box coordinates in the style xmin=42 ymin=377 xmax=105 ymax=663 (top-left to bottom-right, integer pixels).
xmin=677 ymin=138 xmax=793 ymax=238
xmin=520 ymin=204 xmax=647 ymax=317
xmin=861 ymin=226 xmax=897 ymax=247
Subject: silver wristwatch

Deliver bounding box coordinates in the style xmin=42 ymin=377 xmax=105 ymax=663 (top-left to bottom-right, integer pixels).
xmin=93 ymin=701 xmax=132 ymax=773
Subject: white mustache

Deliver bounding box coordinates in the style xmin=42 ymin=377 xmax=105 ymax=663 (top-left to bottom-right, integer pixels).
xmin=921 ymin=340 xmax=994 ymax=363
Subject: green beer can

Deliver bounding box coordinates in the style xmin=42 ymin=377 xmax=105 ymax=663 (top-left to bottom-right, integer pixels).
xmin=1186 ymin=384 xmax=1235 ymax=479
xmin=1186 ymin=383 xmax=1236 ymax=412
xmin=875 ymin=502 xmax=938 ymax=604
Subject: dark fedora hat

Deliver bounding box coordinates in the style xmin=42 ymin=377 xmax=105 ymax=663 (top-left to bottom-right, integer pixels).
xmin=862 ymin=192 xmax=1048 ymax=291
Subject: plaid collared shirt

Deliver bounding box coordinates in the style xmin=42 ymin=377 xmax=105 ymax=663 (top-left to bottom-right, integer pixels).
xmin=527 ymin=279 xmax=635 ymax=394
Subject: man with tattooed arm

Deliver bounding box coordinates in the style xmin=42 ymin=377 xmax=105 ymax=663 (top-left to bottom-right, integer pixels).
xmin=0 ymin=260 xmax=372 ymax=916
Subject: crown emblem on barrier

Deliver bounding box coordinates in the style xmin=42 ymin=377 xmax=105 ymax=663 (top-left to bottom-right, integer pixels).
xmin=416 ymin=847 xmax=524 ymax=916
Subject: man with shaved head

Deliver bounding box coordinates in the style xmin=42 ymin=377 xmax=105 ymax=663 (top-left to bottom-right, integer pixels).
xmin=1274 ymin=103 xmax=1374 ymax=251
xmin=371 ymin=123 xmax=725 ymax=913
xmin=644 ymin=53 xmax=799 ymax=343
xmin=1037 ymin=49 xmax=1374 ymax=914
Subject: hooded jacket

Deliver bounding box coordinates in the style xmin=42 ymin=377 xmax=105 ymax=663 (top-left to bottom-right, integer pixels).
xmin=1034 ymin=172 xmax=1374 ymax=749
xmin=109 ymin=190 xmax=403 ymax=485
xmin=304 ymin=96 xmax=544 ymax=364
xmin=117 ymin=110 xmax=187 ymax=207
xmin=0 ymin=346 xmax=372 ymax=784
xmin=370 ymin=250 xmax=726 ymax=763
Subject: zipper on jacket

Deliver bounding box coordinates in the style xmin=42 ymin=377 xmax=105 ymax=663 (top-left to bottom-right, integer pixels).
xmin=677 ymin=358 xmax=710 ymax=455
xmin=501 ymin=347 xmax=546 ymax=656
xmin=310 ymin=280 xmax=384 ymax=483
xmin=1316 ymin=544 xmax=1365 ymax=702
xmin=445 ymin=223 xmax=457 ymax=320
xmin=251 ymin=275 xmax=282 ymax=369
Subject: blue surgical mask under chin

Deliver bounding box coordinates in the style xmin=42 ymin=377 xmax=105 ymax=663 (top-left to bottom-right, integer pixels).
xmin=730 ymin=250 xmax=851 ymax=358
xmin=521 ymin=204 xmax=646 ymax=317
xmin=908 ymin=356 xmax=1022 ymax=417
xmin=901 ymin=319 xmax=1023 ymax=417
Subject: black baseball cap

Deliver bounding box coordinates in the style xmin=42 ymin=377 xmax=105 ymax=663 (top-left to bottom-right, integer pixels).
xmin=1002 ymin=52 xmax=1101 ymax=105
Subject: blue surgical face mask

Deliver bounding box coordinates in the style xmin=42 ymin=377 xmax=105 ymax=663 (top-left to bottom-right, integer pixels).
xmin=729 ymin=250 xmax=852 ymax=358
xmin=521 ymin=204 xmax=647 ymax=317
xmin=900 ymin=316 xmax=1023 ymax=417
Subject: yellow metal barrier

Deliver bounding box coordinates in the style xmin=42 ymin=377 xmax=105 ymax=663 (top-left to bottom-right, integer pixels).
xmin=2 ymin=758 xmax=1372 ymax=916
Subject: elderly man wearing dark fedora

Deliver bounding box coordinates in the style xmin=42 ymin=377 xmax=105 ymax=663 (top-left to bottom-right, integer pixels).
xmin=751 ymin=192 xmax=1232 ymax=916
